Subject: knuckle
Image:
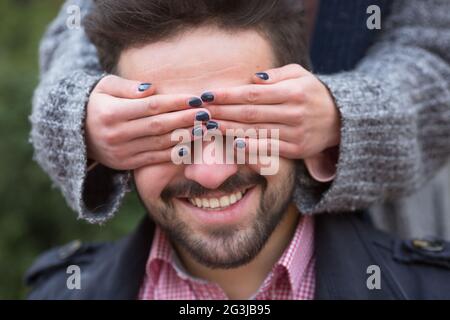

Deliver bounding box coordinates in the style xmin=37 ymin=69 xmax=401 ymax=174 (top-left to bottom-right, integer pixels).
xmin=217 ymin=91 xmax=228 ymax=103
xmin=290 ymin=87 xmax=306 ymax=103
xmin=110 ymin=149 xmax=128 ymax=167
xmin=245 ymin=88 xmax=261 ymax=104
xmin=145 ymin=152 xmax=157 ymax=164
xmin=209 ymin=106 xmax=221 ymax=118
xmin=145 ymin=97 xmax=158 ymax=115
xmin=292 ymin=107 xmax=305 ymax=123
xmin=152 ymin=136 xmax=165 ymax=150
xmin=242 ymin=106 xmax=258 ymax=122
xmin=293 ymin=124 xmax=305 ymax=138
xmin=148 ymin=117 xmax=164 ymax=134
xmin=111 ymin=146 xmax=127 ymax=161
xmin=103 ymin=129 xmax=121 ymax=145
xmin=99 ymin=107 xmax=116 ymax=124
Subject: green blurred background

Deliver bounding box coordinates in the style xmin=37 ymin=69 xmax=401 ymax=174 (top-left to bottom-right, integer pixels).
xmin=0 ymin=0 xmax=142 ymax=299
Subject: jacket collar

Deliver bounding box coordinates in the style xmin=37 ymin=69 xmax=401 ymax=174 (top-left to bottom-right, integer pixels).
xmin=314 ymin=212 xmax=406 ymax=300
xmin=80 ymin=216 xmax=154 ymax=299
xmin=83 ymin=212 xmax=405 ymax=299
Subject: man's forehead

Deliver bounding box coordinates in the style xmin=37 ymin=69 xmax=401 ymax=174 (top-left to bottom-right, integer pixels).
xmin=135 ymin=62 xmax=252 ymax=95
xmin=117 ymin=26 xmax=275 ymax=94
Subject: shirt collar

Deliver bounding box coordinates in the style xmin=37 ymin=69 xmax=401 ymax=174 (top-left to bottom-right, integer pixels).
xmin=276 ymin=215 xmax=315 ymax=293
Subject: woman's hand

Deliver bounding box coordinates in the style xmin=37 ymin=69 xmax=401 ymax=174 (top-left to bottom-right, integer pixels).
xmin=203 ymin=64 xmax=341 ymax=160
xmin=85 ymin=75 xmax=209 ymax=170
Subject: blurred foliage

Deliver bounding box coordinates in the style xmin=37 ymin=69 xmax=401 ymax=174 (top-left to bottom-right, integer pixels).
xmin=0 ymin=0 xmax=143 ymax=299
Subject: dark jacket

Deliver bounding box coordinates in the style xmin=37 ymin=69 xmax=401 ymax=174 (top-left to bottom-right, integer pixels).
xmin=25 ymin=212 xmax=450 ymax=300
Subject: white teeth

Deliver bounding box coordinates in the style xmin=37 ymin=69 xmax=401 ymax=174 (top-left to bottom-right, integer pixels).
xmin=210 ymin=198 xmax=219 ymax=209
xmin=188 ymin=190 xmax=247 ymax=210
xmin=220 ymin=196 xmax=230 ymax=207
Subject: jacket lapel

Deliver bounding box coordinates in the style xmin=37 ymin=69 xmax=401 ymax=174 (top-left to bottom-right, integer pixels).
xmin=80 ymin=216 xmax=154 ymax=299
xmin=314 ymin=212 xmax=406 ymax=300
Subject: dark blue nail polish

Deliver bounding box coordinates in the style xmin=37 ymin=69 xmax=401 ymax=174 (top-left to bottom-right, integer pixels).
xmin=235 ymin=139 xmax=246 ymax=149
xmin=195 ymin=111 xmax=210 ymax=122
xmin=255 ymin=72 xmax=269 ymax=80
xmin=192 ymin=126 xmax=204 ymax=137
xmin=138 ymin=83 xmax=152 ymax=92
xmin=189 ymin=97 xmax=203 ymax=108
xmin=201 ymin=92 xmax=215 ymax=103
xmin=178 ymin=148 xmax=188 ymax=157
xmin=206 ymin=120 xmax=219 ymax=130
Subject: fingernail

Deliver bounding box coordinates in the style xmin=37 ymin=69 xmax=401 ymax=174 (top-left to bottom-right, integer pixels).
xmin=195 ymin=111 xmax=210 ymax=122
xmin=178 ymin=147 xmax=189 ymax=157
xmin=192 ymin=126 xmax=204 ymax=137
xmin=206 ymin=120 xmax=219 ymax=130
xmin=255 ymin=72 xmax=269 ymax=80
xmin=201 ymin=92 xmax=215 ymax=103
xmin=138 ymin=83 xmax=152 ymax=92
xmin=235 ymin=139 xmax=246 ymax=149
xmin=189 ymin=97 xmax=203 ymax=108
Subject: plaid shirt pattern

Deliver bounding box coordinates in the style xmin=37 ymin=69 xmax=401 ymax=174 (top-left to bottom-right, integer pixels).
xmin=139 ymin=216 xmax=315 ymax=300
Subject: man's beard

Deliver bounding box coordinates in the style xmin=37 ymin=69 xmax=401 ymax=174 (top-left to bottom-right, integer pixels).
xmin=138 ymin=169 xmax=297 ymax=269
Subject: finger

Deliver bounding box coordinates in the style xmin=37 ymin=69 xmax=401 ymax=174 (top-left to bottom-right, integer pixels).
xmin=253 ymin=64 xmax=309 ymax=84
xmin=208 ymin=104 xmax=300 ymax=125
xmin=95 ymin=75 xmax=155 ymax=98
xmin=235 ymin=138 xmax=301 ymax=159
xmin=127 ymin=148 xmax=174 ymax=169
xmin=114 ymin=94 xmax=202 ymax=120
xmin=215 ymin=120 xmax=297 ymax=141
xmin=124 ymin=129 xmax=194 ymax=154
xmin=205 ymin=83 xmax=291 ymax=105
xmin=120 ymin=109 xmax=211 ymax=139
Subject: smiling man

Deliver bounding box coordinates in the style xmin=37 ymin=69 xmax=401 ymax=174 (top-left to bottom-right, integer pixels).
xmin=25 ymin=0 xmax=450 ymax=300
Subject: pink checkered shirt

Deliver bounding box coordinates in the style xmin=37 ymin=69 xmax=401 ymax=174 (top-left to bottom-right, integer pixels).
xmin=138 ymin=215 xmax=315 ymax=300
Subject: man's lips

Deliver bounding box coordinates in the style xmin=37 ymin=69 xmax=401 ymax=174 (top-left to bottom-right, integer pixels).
xmin=173 ymin=185 xmax=258 ymax=225
xmin=182 ymin=186 xmax=253 ymax=210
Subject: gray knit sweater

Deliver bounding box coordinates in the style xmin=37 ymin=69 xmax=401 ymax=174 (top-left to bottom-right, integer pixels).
xmin=30 ymin=0 xmax=450 ymax=239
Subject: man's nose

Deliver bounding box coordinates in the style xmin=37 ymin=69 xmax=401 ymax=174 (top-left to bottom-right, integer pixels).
xmin=184 ymin=140 xmax=238 ymax=190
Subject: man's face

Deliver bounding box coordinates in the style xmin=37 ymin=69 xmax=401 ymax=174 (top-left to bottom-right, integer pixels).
xmin=118 ymin=26 xmax=297 ymax=268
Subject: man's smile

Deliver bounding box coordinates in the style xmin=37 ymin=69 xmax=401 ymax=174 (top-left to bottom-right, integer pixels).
xmin=174 ymin=185 xmax=259 ymax=226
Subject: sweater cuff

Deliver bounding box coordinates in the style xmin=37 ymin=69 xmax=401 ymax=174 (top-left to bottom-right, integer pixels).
xmin=294 ymin=72 xmax=413 ymax=214
xmin=31 ymin=70 xmax=129 ymax=224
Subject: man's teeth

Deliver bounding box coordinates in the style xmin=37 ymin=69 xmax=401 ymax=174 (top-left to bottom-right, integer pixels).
xmin=188 ymin=191 xmax=245 ymax=210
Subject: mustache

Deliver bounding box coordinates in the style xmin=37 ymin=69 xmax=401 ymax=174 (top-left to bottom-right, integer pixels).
xmin=161 ymin=172 xmax=267 ymax=201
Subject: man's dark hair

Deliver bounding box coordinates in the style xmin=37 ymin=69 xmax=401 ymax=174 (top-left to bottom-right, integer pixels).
xmin=84 ymin=0 xmax=310 ymax=73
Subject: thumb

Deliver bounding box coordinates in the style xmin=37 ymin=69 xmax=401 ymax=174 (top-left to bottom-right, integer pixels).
xmin=94 ymin=74 xmax=156 ymax=98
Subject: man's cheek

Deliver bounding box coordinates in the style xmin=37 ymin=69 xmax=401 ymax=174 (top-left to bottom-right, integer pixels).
xmin=133 ymin=163 xmax=180 ymax=199
xmin=247 ymin=155 xmax=281 ymax=177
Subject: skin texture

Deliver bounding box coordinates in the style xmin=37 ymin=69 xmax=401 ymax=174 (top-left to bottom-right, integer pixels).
xmin=118 ymin=27 xmax=301 ymax=299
